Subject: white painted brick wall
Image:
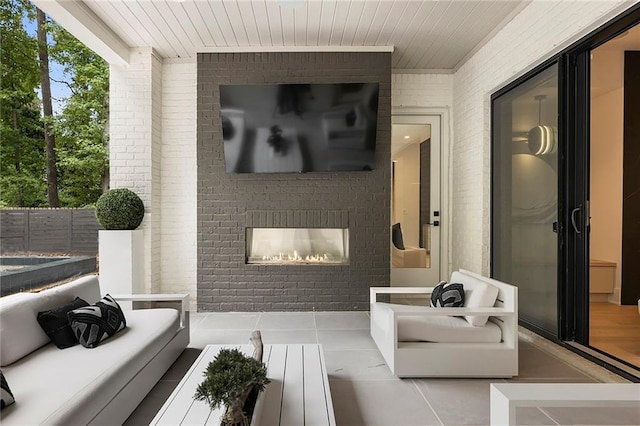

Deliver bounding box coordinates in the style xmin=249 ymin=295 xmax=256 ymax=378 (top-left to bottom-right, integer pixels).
xmin=109 ymin=48 xmax=162 ymax=294
xmin=452 ymin=0 xmax=634 ymax=276
xmin=160 ymin=59 xmax=197 ymax=310
xmin=392 ymin=73 xmax=453 ymax=108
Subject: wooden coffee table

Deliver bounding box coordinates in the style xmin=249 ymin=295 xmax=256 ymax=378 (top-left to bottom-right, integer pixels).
xmin=151 ymin=344 xmax=336 ymax=426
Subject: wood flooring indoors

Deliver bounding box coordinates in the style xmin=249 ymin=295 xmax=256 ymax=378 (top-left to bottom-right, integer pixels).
xmin=589 ymin=302 xmax=640 ymax=368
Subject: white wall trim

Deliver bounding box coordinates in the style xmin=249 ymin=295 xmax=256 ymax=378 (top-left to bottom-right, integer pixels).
xmin=393 ymin=69 xmax=454 ymax=75
xmin=32 ymin=0 xmax=130 ymax=65
xmin=391 ymin=106 xmax=453 ymax=280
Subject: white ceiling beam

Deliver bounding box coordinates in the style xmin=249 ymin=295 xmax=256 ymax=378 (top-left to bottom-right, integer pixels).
xmin=31 ymin=0 xmax=130 ymax=65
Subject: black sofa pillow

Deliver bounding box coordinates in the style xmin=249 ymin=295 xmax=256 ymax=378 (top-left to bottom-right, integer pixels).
xmin=430 ymin=281 xmax=465 ymax=308
xmin=68 ymin=294 xmax=126 ymax=349
xmin=37 ymin=297 xmax=89 ymax=349
xmin=0 ymin=369 xmax=14 ymax=409
xmin=392 ymin=223 xmax=405 ymax=250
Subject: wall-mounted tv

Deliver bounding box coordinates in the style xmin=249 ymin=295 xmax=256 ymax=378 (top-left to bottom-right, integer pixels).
xmin=220 ymin=82 xmax=379 ymax=173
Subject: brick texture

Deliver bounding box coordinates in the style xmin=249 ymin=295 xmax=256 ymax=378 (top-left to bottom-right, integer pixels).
xmin=197 ymin=52 xmax=391 ymax=312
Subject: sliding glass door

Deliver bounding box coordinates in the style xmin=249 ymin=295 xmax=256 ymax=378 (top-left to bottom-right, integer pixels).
xmin=491 ymin=64 xmax=560 ymax=339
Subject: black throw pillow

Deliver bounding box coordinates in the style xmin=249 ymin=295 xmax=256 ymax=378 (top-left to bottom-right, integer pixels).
xmin=0 ymin=369 xmax=15 ymax=409
xmin=430 ymin=281 xmax=465 ymax=308
xmin=68 ymin=294 xmax=126 ymax=349
xmin=37 ymin=297 xmax=89 ymax=349
xmin=392 ymin=223 xmax=405 ymax=250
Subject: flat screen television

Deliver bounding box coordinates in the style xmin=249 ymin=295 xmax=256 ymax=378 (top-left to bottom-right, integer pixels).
xmin=220 ymin=82 xmax=379 ymax=173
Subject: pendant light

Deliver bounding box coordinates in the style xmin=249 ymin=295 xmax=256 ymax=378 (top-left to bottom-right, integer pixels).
xmin=528 ymin=94 xmax=557 ymax=155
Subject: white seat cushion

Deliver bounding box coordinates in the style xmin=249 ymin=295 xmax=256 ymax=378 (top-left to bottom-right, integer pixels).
xmin=1 ymin=308 xmax=179 ymax=425
xmin=397 ymin=315 xmax=502 ymax=343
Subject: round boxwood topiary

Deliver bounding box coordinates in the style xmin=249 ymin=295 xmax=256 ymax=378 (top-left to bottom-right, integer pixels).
xmin=95 ymin=188 xmax=145 ymax=230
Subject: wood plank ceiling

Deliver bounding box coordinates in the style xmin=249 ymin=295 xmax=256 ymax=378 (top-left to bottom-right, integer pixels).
xmin=86 ymin=0 xmax=526 ymax=70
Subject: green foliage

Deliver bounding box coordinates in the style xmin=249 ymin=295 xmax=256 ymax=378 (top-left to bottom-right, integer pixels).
xmin=95 ymin=188 xmax=145 ymax=230
xmin=0 ymin=0 xmax=109 ymax=207
xmin=194 ymin=349 xmax=270 ymax=416
xmin=0 ymin=0 xmax=46 ymax=207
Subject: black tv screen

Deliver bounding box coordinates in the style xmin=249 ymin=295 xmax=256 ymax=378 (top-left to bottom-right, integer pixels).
xmin=220 ymin=83 xmax=379 ymax=173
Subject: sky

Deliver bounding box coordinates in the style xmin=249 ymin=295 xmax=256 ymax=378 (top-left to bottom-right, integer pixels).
xmin=23 ymin=14 xmax=72 ymax=115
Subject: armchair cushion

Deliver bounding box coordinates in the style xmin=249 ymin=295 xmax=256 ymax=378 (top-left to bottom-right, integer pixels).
xmin=375 ymin=303 xmax=502 ymax=343
xmin=450 ymin=271 xmax=500 ymax=327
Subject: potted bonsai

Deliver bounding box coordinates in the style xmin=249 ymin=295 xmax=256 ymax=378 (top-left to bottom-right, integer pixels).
xmin=96 ymin=188 xmax=145 ymax=299
xmin=195 ymin=332 xmax=270 ymax=425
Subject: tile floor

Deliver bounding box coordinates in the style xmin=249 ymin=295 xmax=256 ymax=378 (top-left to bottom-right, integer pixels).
xmin=124 ymin=311 xmax=639 ymax=426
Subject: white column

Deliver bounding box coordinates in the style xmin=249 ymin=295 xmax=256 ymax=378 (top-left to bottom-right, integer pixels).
xmin=109 ymin=48 xmax=162 ymax=294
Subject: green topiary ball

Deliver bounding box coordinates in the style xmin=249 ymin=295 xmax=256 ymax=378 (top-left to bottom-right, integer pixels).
xmin=95 ymin=188 xmax=145 ymax=230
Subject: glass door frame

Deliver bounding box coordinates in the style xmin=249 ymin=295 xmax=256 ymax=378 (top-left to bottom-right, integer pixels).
xmin=390 ymin=107 xmax=451 ymax=286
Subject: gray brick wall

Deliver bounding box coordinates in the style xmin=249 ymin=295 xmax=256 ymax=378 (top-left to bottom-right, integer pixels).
xmin=197 ymin=52 xmax=391 ymax=312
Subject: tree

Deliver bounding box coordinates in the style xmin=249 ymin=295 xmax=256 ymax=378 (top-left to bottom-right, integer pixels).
xmin=37 ymin=6 xmax=60 ymax=207
xmin=0 ymin=0 xmax=47 ymax=207
xmin=0 ymin=0 xmax=109 ymax=208
xmin=49 ymin=23 xmax=109 ymax=206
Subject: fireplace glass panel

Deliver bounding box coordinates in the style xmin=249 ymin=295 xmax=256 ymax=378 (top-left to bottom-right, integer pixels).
xmin=246 ymin=228 xmax=349 ymax=265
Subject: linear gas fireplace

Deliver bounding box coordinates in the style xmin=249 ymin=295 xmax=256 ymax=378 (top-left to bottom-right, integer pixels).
xmin=246 ymin=228 xmax=349 ymax=265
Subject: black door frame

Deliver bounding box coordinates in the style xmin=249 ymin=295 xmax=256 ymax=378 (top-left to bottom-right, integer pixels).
xmin=491 ymin=4 xmax=640 ymax=378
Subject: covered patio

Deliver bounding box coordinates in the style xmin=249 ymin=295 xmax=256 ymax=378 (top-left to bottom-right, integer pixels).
xmin=30 ymin=0 xmax=640 ymax=424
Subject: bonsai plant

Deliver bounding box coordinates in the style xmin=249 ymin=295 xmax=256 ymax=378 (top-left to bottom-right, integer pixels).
xmin=194 ymin=347 xmax=270 ymax=425
xmin=95 ymin=188 xmax=145 ymax=230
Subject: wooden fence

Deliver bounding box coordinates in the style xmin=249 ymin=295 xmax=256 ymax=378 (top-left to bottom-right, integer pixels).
xmin=0 ymin=209 xmax=100 ymax=255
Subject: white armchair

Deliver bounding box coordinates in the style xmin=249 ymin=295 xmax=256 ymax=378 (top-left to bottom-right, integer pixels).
xmin=370 ymin=269 xmax=518 ymax=378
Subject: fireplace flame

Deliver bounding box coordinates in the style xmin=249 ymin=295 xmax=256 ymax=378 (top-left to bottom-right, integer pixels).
xmin=261 ymin=251 xmax=331 ymax=263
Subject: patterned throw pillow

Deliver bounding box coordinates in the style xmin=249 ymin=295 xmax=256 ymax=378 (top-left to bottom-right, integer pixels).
xmin=1 ymin=369 xmax=15 ymax=409
xmin=37 ymin=297 xmax=89 ymax=349
xmin=68 ymin=294 xmax=126 ymax=348
xmin=430 ymin=281 xmax=465 ymax=308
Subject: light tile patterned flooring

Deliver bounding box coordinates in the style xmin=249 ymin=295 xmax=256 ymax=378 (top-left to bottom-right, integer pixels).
xmin=125 ymin=312 xmax=640 ymax=426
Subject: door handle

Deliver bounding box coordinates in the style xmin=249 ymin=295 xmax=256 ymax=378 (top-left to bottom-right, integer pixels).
xmin=571 ymin=206 xmax=582 ymax=234
xmin=426 ymin=221 xmax=440 ymax=227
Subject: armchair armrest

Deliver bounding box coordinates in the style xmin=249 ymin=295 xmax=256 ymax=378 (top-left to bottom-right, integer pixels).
xmin=370 ymin=287 xmax=434 ymax=304
xmin=386 ymin=304 xmax=515 ymax=318
xmin=112 ymin=293 xmax=190 ymax=328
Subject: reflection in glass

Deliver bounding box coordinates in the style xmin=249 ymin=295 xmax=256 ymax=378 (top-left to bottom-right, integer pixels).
xmin=391 ymin=124 xmax=431 ymax=269
xmin=492 ymin=64 xmax=559 ymax=336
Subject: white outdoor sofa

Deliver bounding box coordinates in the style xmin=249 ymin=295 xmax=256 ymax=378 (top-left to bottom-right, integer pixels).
xmin=0 ymin=274 xmax=189 ymax=425
xmin=370 ymin=269 xmax=518 ymax=378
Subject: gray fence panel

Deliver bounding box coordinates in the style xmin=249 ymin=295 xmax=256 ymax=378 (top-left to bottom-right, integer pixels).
xmin=0 ymin=209 xmax=101 ymax=255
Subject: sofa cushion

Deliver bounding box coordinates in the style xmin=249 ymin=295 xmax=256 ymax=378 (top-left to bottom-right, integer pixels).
xmin=68 ymin=295 xmax=126 ymax=348
xmin=451 ymin=271 xmax=499 ymax=327
xmin=430 ymin=281 xmax=465 ymax=308
xmin=0 ymin=292 xmax=66 ymax=366
xmin=1 ymin=308 xmax=179 ymax=425
xmin=1 ymin=370 xmax=15 ymax=409
xmin=0 ymin=275 xmax=102 ymax=366
xmin=37 ymin=297 xmax=89 ymax=349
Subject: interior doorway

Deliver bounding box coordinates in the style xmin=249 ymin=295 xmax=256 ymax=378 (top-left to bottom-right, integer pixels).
xmin=391 ymin=114 xmax=442 ymax=287
xmin=588 ymin=22 xmax=640 ymax=369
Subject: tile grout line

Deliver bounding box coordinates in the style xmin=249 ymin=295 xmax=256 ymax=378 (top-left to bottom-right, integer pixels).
xmin=410 ymin=379 xmax=445 ymax=426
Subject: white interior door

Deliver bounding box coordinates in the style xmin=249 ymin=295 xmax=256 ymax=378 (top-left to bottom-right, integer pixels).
xmin=391 ymin=114 xmax=442 ymax=286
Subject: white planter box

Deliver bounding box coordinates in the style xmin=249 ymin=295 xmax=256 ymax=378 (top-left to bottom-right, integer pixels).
xmin=99 ymin=230 xmax=144 ymax=307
